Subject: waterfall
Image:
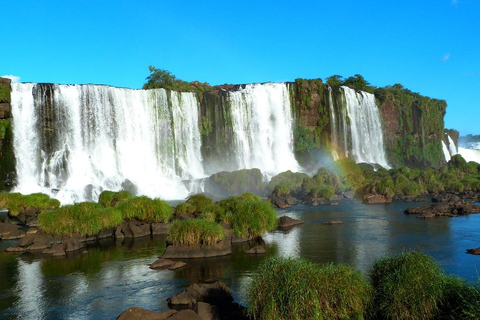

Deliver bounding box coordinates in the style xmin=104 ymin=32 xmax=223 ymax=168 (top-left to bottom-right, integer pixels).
xmin=442 ymin=141 xmax=452 ymax=162
xmin=228 ymin=83 xmax=299 ymax=176
xmin=328 ymin=87 xmax=339 ymax=160
xmin=341 ymin=86 xmax=390 ymax=168
xmin=447 ymin=135 xmax=457 ymax=156
xmin=11 ymin=83 xmax=203 ymax=203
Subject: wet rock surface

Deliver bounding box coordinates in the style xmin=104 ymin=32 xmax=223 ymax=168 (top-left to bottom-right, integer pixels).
xmin=405 ymin=201 xmax=480 ymax=218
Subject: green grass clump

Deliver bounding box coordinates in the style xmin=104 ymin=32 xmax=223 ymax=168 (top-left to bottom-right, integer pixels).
xmin=438 ymin=276 xmax=480 ymax=320
xmin=369 ymin=251 xmax=445 ymax=320
xmin=116 ymin=196 xmax=173 ymax=223
xmin=38 ymin=202 xmax=123 ymax=237
xmin=223 ymin=196 xmax=277 ymax=239
xmin=168 ymin=218 xmax=225 ymax=246
xmin=247 ymin=257 xmax=372 ymax=320
xmin=98 ymin=190 xmax=132 ymax=207
xmin=0 ymin=192 xmax=60 ymax=216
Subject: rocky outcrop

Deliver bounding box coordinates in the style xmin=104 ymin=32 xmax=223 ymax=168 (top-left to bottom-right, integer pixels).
xmin=277 ymin=215 xmax=304 ymax=229
xmin=405 ymin=201 xmax=480 ymax=218
xmin=363 ymin=194 xmax=393 ymax=204
xmin=161 ymin=240 xmax=232 ymax=259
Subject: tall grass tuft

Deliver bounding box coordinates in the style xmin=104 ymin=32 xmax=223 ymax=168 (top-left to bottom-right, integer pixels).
xmin=38 ymin=202 xmax=123 ymax=237
xmin=228 ymin=197 xmax=277 ymax=239
xmin=247 ymin=257 xmax=372 ymax=320
xmin=369 ymin=251 xmax=445 ymax=320
xmin=98 ymin=190 xmax=132 ymax=207
xmin=0 ymin=192 xmax=60 ymax=216
xmin=438 ymin=276 xmax=480 ymax=320
xmin=116 ymin=196 xmax=173 ymax=223
xmin=168 ymin=218 xmax=225 ymax=246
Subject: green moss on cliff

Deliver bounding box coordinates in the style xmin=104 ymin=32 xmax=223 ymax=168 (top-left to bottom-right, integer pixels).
xmin=0 ymin=86 xmax=11 ymax=103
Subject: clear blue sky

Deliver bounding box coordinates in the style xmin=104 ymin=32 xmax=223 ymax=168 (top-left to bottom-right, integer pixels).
xmin=1 ymin=1 xmax=479 ymax=134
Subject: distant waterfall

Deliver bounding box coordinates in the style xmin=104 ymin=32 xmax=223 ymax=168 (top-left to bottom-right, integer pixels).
xmin=228 ymin=83 xmax=299 ymax=176
xmin=11 ymin=83 xmax=203 ymax=203
xmin=442 ymin=141 xmax=452 ymax=162
xmin=341 ymin=86 xmax=390 ymax=168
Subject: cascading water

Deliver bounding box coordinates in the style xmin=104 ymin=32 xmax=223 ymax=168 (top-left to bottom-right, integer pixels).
xmin=341 ymin=86 xmax=390 ymax=168
xmin=442 ymin=141 xmax=452 ymax=162
xmin=11 ymin=83 xmax=203 ymax=203
xmin=228 ymin=83 xmax=299 ymax=176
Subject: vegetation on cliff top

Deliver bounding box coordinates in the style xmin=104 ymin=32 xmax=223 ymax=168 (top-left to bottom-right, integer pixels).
xmin=143 ymin=66 xmax=212 ymax=94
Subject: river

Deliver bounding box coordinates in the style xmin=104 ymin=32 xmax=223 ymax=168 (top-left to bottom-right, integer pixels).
xmin=1 ymin=200 xmax=479 ymax=319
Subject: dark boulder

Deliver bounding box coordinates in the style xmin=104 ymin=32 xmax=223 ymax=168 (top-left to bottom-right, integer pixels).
xmin=162 ymin=240 xmax=231 ymax=259
xmin=150 ymin=258 xmax=175 ymax=269
xmin=466 ymin=248 xmax=480 ymax=255
xmin=65 ymin=237 xmax=84 ymax=252
xmin=277 ymin=215 xmax=304 ymax=229
xmin=244 ymin=245 xmax=265 ymax=254
xmin=152 ymin=223 xmax=170 ymax=235
xmin=0 ymin=222 xmax=25 ymax=240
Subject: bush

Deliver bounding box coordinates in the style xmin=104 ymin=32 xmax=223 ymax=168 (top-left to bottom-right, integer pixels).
xmin=247 ymin=257 xmax=372 ymax=320
xmin=369 ymin=251 xmax=445 ymax=320
xmin=0 ymin=192 xmax=60 ymax=216
xmin=38 ymin=202 xmax=122 ymax=236
xmin=116 ymin=196 xmax=173 ymax=223
xmin=168 ymin=218 xmax=225 ymax=246
xmin=227 ymin=197 xmax=277 ymax=239
xmin=98 ymin=190 xmax=132 ymax=207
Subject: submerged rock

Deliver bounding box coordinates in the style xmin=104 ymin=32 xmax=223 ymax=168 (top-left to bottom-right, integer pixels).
xmin=116 ymin=307 xmax=176 ymax=320
xmin=323 ymin=220 xmax=343 ymax=225
xmin=244 ymin=245 xmax=265 ymax=254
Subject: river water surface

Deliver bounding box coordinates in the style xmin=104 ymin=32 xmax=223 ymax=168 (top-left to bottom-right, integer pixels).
xmin=1 ymin=200 xmax=480 ymax=319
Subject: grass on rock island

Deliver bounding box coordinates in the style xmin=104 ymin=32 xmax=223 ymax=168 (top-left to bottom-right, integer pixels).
xmin=38 ymin=202 xmax=123 ymax=237
xmin=167 ymin=218 xmax=225 ymax=246
xmin=0 ymin=192 xmax=60 ymax=216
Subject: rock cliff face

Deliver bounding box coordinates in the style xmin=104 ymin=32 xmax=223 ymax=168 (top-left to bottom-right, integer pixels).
xmin=0 ymin=77 xmax=15 ymax=190
xmin=281 ymin=79 xmax=447 ymax=168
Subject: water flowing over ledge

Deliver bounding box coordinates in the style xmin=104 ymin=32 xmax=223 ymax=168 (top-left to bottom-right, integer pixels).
xmin=10 ymin=82 xmax=390 ymax=203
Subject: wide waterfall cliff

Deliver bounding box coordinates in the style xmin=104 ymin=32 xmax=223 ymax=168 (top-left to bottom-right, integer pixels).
xmin=7 ymin=79 xmax=447 ymax=202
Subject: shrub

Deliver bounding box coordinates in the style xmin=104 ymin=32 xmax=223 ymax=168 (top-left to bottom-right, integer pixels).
xmin=229 ymin=198 xmax=277 ymax=239
xmin=272 ymin=185 xmax=290 ymax=197
xmin=0 ymin=192 xmax=60 ymax=216
xmin=98 ymin=190 xmax=132 ymax=207
xmin=168 ymin=218 xmax=225 ymax=246
xmin=369 ymin=251 xmax=445 ymax=320
xmin=116 ymin=196 xmax=173 ymax=223
xmin=247 ymin=257 xmax=372 ymax=320
xmin=38 ymin=202 xmax=122 ymax=236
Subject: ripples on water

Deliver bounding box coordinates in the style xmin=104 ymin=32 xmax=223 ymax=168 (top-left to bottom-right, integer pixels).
xmin=1 ymin=201 xmax=480 ymax=319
